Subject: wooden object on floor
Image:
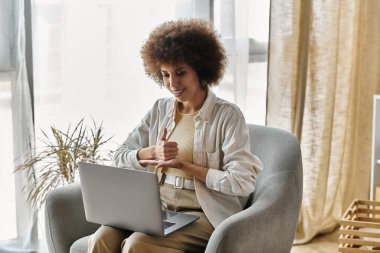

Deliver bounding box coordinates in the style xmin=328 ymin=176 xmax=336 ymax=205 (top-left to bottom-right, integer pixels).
xmin=339 ymin=199 xmax=380 ymax=252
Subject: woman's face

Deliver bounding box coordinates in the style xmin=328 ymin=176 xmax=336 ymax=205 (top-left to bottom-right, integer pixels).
xmin=160 ymin=63 xmax=206 ymax=109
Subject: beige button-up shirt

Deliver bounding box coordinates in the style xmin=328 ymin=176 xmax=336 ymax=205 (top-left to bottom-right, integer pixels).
xmin=114 ymin=90 xmax=263 ymax=228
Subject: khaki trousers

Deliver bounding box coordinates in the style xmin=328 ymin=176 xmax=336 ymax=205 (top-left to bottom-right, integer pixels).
xmin=88 ymin=184 xmax=214 ymax=253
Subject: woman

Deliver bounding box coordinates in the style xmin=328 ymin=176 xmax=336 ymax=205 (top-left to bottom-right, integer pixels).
xmin=88 ymin=18 xmax=262 ymax=253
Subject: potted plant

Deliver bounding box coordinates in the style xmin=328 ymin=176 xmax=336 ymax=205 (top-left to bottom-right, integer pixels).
xmin=15 ymin=118 xmax=114 ymax=211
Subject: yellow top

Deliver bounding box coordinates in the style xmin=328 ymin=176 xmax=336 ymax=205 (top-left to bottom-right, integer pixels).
xmin=161 ymin=108 xmax=198 ymax=180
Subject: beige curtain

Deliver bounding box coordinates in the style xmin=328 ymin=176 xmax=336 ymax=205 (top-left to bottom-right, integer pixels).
xmin=267 ymin=0 xmax=380 ymax=244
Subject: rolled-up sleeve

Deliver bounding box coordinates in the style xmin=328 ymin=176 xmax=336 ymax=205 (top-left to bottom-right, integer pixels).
xmin=205 ymin=113 xmax=263 ymax=197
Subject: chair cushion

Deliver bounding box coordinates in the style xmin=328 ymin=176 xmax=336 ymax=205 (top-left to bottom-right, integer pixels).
xmin=70 ymin=235 xmax=90 ymax=253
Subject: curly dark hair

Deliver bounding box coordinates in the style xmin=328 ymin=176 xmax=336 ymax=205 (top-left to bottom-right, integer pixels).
xmin=140 ymin=19 xmax=227 ymax=88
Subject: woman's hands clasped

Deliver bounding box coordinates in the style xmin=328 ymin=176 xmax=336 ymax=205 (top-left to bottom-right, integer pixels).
xmin=138 ymin=128 xmax=208 ymax=182
xmin=139 ymin=128 xmax=188 ymax=170
xmin=152 ymin=128 xmax=178 ymax=161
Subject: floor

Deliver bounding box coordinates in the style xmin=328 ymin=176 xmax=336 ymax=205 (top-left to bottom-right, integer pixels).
xmin=291 ymin=228 xmax=339 ymax=253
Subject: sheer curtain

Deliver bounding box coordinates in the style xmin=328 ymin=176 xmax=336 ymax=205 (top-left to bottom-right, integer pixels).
xmin=268 ymin=0 xmax=380 ymax=244
xmin=0 ymin=0 xmax=39 ymax=252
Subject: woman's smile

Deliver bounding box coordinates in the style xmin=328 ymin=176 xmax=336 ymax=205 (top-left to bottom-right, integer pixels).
xmin=172 ymin=88 xmax=185 ymax=97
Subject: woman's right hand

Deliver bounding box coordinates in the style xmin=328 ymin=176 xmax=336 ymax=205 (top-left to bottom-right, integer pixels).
xmin=153 ymin=128 xmax=178 ymax=161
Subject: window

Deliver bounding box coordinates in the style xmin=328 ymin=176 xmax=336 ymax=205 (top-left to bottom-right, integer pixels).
xmin=246 ymin=0 xmax=270 ymax=125
xmin=0 ymin=75 xmax=17 ymax=241
xmin=213 ymin=0 xmax=270 ymax=125
xmin=32 ymin=0 xmax=270 ymax=148
xmin=33 ymin=0 xmax=178 ymax=148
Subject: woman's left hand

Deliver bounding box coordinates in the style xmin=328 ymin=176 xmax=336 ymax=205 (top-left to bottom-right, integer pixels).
xmin=156 ymin=158 xmax=190 ymax=170
xmin=139 ymin=159 xmax=208 ymax=182
xmin=139 ymin=158 xmax=189 ymax=171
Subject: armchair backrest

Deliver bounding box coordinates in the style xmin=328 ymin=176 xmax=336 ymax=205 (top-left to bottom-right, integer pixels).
xmin=247 ymin=124 xmax=303 ymax=206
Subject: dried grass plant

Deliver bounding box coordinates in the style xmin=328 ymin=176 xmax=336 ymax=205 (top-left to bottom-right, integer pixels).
xmin=15 ymin=118 xmax=114 ymax=211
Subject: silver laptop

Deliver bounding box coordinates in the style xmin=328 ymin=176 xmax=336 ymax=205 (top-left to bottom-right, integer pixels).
xmin=78 ymin=162 xmax=199 ymax=236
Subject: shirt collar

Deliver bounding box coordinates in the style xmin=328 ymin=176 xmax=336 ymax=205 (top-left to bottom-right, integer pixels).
xmin=198 ymin=89 xmax=216 ymax=123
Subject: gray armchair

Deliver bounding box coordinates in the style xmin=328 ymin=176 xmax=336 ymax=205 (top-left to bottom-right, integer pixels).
xmin=45 ymin=124 xmax=303 ymax=253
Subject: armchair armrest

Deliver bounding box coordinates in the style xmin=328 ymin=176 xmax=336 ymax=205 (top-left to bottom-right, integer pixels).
xmin=45 ymin=182 xmax=100 ymax=253
xmin=205 ymin=168 xmax=302 ymax=253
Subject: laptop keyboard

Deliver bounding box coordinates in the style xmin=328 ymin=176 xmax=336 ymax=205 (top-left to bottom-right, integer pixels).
xmin=161 ymin=210 xmax=177 ymax=230
xmin=163 ymin=221 xmax=175 ymax=229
